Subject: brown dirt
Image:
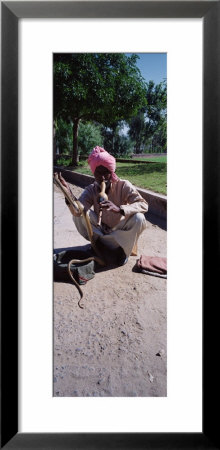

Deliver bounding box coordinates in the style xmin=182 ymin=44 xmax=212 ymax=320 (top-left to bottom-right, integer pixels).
xmin=53 ymin=183 xmax=167 ymax=397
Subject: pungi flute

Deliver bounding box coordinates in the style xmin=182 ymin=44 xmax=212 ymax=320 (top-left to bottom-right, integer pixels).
xmin=97 ymin=180 xmax=108 ymax=227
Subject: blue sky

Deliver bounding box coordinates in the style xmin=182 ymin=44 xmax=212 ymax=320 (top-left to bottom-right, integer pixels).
xmin=126 ymin=53 xmax=167 ymax=85
xmin=120 ymin=53 xmax=166 ymax=136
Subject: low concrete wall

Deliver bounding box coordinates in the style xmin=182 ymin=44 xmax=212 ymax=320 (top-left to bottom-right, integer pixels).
xmin=116 ymin=158 xmax=157 ymax=164
xmin=54 ymin=167 xmax=167 ymax=220
xmin=137 ymin=187 xmax=167 ymax=220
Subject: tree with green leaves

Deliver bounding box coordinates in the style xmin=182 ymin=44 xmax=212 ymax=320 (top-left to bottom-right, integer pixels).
xmin=144 ymin=80 xmax=167 ymax=152
xmin=127 ymin=79 xmax=167 ymax=153
xmin=128 ymin=111 xmax=146 ymax=153
xmin=78 ymin=121 xmax=103 ymax=156
xmin=101 ymin=124 xmax=133 ymax=157
xmin=54 ymin=53 xmax=147 ymax=165
xmin=54 ymin=118 xmax=72 ymax=156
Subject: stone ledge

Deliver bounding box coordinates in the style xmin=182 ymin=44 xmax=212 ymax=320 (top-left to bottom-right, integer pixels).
xmin=116 ymin=158 xmax=157 ymax=164
xmin=54 ymin=166 xmax=167 ymax=220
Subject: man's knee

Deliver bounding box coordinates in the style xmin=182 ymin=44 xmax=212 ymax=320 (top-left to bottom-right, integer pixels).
xmin=134 ymin=213 xmax=147 ymax=230
xmin=124 ymin=212 xmax=146 ymax=233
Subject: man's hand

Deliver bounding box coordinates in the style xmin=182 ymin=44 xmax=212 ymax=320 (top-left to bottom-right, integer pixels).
xmin=100 ymin=200 xmax=120 ymax=213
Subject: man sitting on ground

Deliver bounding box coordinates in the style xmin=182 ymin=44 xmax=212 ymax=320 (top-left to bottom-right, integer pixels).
xmin=58 ymin=146 xmax=148 ymax=266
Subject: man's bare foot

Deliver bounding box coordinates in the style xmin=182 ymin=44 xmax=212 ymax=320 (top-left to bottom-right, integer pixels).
xmin=131 ymin=242 xmax=138 ymax=256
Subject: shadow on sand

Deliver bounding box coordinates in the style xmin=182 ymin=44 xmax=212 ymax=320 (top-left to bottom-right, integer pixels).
xmin=146 ymin=213 xmax=167 ymax=231
xmin=53 ymin=244 xmax=127 ymax=278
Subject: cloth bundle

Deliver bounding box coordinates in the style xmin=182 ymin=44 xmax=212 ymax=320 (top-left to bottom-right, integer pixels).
xmin=135 ymin=255 xmax=167 ymax=279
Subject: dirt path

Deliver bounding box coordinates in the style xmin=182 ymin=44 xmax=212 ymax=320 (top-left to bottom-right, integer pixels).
xmin=53 ymin=183 xmax=167 ymax=397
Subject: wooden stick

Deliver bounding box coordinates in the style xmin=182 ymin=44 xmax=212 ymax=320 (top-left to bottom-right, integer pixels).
xmin=53 ymin=173 xmax=81 ymax=214
xmin=54 ymin=173 xmax=105 ymax=265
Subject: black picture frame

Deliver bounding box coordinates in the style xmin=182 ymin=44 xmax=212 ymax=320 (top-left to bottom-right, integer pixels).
xmin=1 ymin=1 xmax=220 ymax=449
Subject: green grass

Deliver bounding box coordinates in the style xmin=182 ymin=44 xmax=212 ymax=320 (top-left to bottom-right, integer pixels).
xmin=72 ymin=160 xmax=167 ymax=195
xmin=136 ymin=156 xmax=167 ymax=163
xmin=115 ymin=162 xmax=166 ymax=195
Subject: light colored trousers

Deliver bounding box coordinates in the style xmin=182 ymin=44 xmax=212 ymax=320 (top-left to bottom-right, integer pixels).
xmin=72 ymin=210 xmax=147 ymax=257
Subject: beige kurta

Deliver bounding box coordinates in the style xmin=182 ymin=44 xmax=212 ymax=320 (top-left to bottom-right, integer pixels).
xmin=71 ymin=179 xmax=148 ymax=257
xmin=78 ymin=179 xmax=148 ymax=228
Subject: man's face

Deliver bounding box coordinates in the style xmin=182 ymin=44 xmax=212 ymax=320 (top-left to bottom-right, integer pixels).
xmin=94 ymin=165 xmax=112 ymax=184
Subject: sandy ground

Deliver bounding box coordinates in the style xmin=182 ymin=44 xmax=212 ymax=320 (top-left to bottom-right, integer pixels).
xmin=53 ymin=183 xmax=167 ymax=397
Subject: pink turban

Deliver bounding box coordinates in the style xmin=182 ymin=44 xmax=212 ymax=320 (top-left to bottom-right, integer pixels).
xmin=88 ymin=146 xmax=118 ymax=181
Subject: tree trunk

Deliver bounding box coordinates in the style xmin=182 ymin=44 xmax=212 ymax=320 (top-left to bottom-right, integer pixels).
xmin=112 ymin=124 xmax=117 ymax=153
xmin=72 ymin=118 xmax=80 ymax=166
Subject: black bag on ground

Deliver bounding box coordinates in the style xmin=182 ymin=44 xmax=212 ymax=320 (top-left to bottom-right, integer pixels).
xmin=53 ymin=246 xmax=96 ymax=285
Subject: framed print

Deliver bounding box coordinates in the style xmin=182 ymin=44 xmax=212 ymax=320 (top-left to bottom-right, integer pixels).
xmin=1 ymin=1 xmax=220 ymax=449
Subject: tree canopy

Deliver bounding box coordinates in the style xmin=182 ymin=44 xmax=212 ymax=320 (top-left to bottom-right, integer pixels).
xmin=54 ymin=53 xmax=147 ymax=164
xmin=128 ymin=80 xmax=167 ymax=153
